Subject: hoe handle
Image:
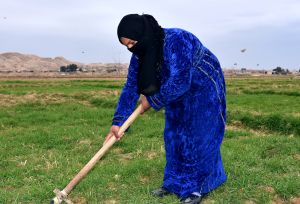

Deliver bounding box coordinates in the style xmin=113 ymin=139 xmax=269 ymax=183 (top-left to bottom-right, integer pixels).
xmin=63 ymin=104 xmax=144 ymax=195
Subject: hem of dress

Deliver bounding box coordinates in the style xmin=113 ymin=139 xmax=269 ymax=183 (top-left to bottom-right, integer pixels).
xmin=162 ymin=174 xmax=227 ymax=198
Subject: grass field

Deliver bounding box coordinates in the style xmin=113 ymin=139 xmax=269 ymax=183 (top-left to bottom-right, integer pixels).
xmin=0 ymin=76 xmax=299 ymax=204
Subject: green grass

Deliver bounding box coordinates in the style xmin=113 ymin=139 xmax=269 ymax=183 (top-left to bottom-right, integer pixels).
xmin=0 ymin=76 xmax=299 ymax=203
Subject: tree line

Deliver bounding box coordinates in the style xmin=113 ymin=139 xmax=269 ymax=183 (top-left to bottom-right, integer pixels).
xmin=60 ymin=64 xmax=83 ymax=72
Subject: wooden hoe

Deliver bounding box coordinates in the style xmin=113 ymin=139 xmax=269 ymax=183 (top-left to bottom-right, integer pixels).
xmin=50 ymin=104 xmax=144 ymax=204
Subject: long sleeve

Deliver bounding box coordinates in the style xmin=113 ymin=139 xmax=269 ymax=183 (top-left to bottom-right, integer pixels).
xmin=112 ymin=54 xmax=140 ymax=126
xmin=146 ymin=32 xmax=193 ymax=111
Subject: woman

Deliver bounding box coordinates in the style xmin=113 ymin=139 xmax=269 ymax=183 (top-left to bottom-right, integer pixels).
xmin=104 ymin=14 xmax=227 ymax=204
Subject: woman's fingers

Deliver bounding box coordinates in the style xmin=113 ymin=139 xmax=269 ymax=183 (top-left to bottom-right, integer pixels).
xmin=140 ymin=95 xmax=151 ymax=115
xmin=103 ymin=133 xmax=113 ymax=145
xmin=117 ymin=132 xmax=125 ymax=140
xmin=140 ymin=106 xmax=145 ymax=115
xmin=112 ymin=128 xmax=119 ymax=139
xmin=103 ymin=125 xmax=125 ymax=145
xmin=112 ymin=128 xmax=124 ymax=140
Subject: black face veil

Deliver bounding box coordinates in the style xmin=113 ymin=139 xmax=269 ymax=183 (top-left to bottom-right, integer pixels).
xmin=117 ymin=14 xmax=165 ymax=96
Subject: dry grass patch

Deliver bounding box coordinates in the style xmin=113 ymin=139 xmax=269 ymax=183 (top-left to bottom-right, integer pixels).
xmin=0 ymin=90 xmax=120 ymax=107
xmin=293 ymin=154 xmax=300 ymax=161
xmin=107 ymin=182 xmax=117 ymax=191
xmin=70 ymin=195 xmax=87 ymax=204
xmin=118 ymin=153 xmax=134 ymax=161
xmin=145 ymin=151 xmax=158 ymax=160
xmin=0 ymin=93 xmax=68 ymax=106
xmin=111 ymin=147 xmax=124 ymax=155
xmin=244 ymin=201 xmax=256 ymax=204
xmin=139 ymin=175 xmax=150 ymax=184
xmin=271 ymin=195 xmax=286 ymax=204
xmin=104 ymin=199 xmax=118 ymax=204
xmin=257 ymin=185 xmax=275 ymax=193
xmin=78 ymin=139 xmax=92 ymax=146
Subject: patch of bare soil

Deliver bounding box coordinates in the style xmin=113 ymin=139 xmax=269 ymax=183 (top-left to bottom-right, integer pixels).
xmin=290 ymin=197 xmax=300 ymax=204
xmin=271 ymin=195 xmax=286 ymax=204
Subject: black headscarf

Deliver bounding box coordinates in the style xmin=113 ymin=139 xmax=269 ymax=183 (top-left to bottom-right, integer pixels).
xmin=117 ymin=14 xmax=165 ymax=96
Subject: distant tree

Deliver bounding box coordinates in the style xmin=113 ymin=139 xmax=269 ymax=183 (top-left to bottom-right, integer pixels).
xmin=273 ymin=66 xmax=283 ymax=73
xmin=272 ymin=66 xmax=287 ymax=75
xmin=60 ymin=66 xmax=66 ymax=72
xmin=59 ymin=64 xmax=78 ymax=72
xmin=67 ymin=64 xmax=78 ymax=72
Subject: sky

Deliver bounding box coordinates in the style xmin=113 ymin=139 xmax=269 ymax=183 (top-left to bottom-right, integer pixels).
xmin=0 ymin=0 xmax=300 ymax=70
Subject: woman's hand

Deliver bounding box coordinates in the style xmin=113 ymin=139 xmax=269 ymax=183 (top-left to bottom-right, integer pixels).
xmin=103 ymin=95 xmax=150 ymax=145
xmin=140 ymin=95 xmax=151 ymax=114
xmin=103 ymin=125 xmax=124 ymax=145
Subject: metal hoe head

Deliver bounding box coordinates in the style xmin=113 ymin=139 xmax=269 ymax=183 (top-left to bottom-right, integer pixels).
xmin=50 ymin=189 xmax=73 ymax=204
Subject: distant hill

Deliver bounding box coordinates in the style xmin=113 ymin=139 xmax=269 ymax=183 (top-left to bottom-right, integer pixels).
xmin=0 ymin=52 xmax=81 ymax=72
xmin=0 ymin=52 xmax=128 ymax=76
xmin=2 ymin=52 xmax=297 ymax=77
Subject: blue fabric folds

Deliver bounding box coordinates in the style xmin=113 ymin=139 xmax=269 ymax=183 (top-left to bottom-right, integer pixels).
xmin=112 ymin=28 xmax=227 ymax=198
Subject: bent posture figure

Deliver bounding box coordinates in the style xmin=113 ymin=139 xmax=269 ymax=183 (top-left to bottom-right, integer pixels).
xmin=105 ymin=14 xmax=227 ymax=204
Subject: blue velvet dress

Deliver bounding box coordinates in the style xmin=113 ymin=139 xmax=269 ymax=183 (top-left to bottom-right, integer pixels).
xmin=112 ymin=28 xmax=227 ymax=198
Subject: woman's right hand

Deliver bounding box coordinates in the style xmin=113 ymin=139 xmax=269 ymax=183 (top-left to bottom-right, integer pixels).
xmin=103 ymin=125 xmax=124 ymax=145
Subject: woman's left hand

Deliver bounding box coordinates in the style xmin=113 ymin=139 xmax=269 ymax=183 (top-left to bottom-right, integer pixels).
xmin=140 ymin=95 xmax=151 ymax=114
